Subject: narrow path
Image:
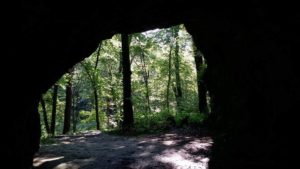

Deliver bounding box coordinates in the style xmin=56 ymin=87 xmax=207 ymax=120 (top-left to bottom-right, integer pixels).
xmin=34 ymin=129 xmax=212 ymax=169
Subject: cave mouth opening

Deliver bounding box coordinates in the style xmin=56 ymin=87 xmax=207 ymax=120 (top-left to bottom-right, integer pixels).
xmin=16 ymin=3 xmax=296 ymax=169
xmin=34 ymin=24 xmax=213 ymax=169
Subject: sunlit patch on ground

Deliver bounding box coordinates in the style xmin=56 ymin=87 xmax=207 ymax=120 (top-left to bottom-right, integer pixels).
xmin=34 ymin=130 xmax=212 ymax=169
xmin=163 ymin=140 xmax=177 ymax=146
xmin=53 ymin=162 xmax=80 ymax=169
xmin=33 ymin=155 xmax=64 ymax=167
xmin=155 ymin=138 xmax=213 ymax=169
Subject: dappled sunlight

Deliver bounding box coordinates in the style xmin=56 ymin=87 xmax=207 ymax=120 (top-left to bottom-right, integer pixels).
xmin=53 ymin=162 xmax=79 ymax=169
xmin=183 ymin=138 xmax=213 ymax=152
xmin=35 ymin=24 xmax=211 ymax=168
xmin=76 ymin=137 xmax=87 ymax=143
xmin=138 ymin=151 xmax=152 ymax=157
xmin=156 ymin=152 xmax=209 ymax=169
xmin=113 ymin=145 xmax=126 ymax=149
xmin=33 ymin=155 xmax=64 ymax=167
xmin=34 ymin=154 xmax=95 ymax=169
xmin=54 ymin=158 xmax=95 ymax=169
xmin=61 ymin=141 xmax=71 ymax=145
xmin=163 ymin=140 xmax=177 ymax=146
xmin=130 ymin=131 xmax=213 ymax=168
xmin=35 ymin=130 xmax=212 ymax=168
xmin=155 ymin=137 xmax=213 ymax=169
xmin=78 ymin=130 xmax=101 ymax=136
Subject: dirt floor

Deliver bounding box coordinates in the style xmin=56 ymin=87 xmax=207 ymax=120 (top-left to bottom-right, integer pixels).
xmin=33 ymin=129 xmax=213 ymax=169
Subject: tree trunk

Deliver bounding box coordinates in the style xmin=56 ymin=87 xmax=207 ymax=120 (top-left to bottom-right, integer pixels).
xmin=72 ymin=83 xmax=80 ymax=132
xmin=94 ymin=48 xmax=101 ymax=130
xmin=63 ymin=70 xmax=72 ymax=134
xmin=122 ymin=33 xmax=134 ymax=131
xmin=40 ymin=96 xmax=50 ymax=134
xmin=94 ymin=88 xmax=100 ymax=130
xmin=106 ymin=98 xmax=111 ymax=128
xmin=81 ymin=63 xmax=101 ymax=130
xmin=141 ymin=52 xmax=151 ymax=113
xmin=194 ymin=48 xmax=208 ymax=114
xmin=72 ymin=109 xmax=78 ymax=132
xmin=173 ymin=26 xmax=183 ymax=112
xmin=80 ymin=43 xmax=102 ymax=131
xmin=108 ymin=64 xmax=116 ymax=111
xmin=94 ymin=42 xmax=102 ymax=69
xmin=50 ymin=84 xmax=58 ymax=136
xmin=166 ymin=42 xmax=173 ymax=113
xmin=108 ymin=64 xmax=117 ymax=128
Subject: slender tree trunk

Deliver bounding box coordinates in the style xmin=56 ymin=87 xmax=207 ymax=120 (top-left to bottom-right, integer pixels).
xmin=119 ymin=50 xmax=123 ymax=74
xmin=122 ymin=33 xmax=134 ymax=131
xmin=106 ymin=98 xmax=111 ymax=128
xmin=94 ymin=88 xmax=100 ymax=130
xmin=63 ymin=70 xmax=73 ymax=134
xmin=144 ymin=72 xmax=151 ymax=113
xmin=50 ymin=84 xmax=58 ymax=136
xmin=173 ymin=26 xmax=182 ymax=112
xmin=166 ymin=43 xmax=173 ymax=113
xmin=40 ymin=96 xmax=50 ymax=134
xmin=72 ymin=108 xmax=78 ymax=132
xmin=141 ymin=52 xmax=151 ymax=113
xmin=194 ymin=48 xmax=208 ymax=114
xmin=108 ymin=64 xmax=116 ymax=109
xmin=94 ymin=42 xmax=102 ymax=69
xmin=94 ymin=48 xmax=101 ymax=130
xmin=108 ymin=64 xmax=118 ymax=128
xmin=94 ymin=43 xmax=102 ymax=130
xmin=72 ymin=85 xmax=80 ymax=132
xmin=81 ymin=61 xmax=101 ymax=130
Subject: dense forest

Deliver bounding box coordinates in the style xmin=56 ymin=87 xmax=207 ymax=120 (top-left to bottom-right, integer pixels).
xmin=39 ymin=25 xmax=210 ymax=138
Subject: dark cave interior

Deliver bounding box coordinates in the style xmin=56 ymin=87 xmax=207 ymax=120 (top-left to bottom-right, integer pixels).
xmin=11 ymin=1 xmax=299 ymax=168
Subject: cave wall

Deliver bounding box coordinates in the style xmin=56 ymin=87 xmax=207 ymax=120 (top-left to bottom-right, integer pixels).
xmin=186 ymin=6 xmax=298 ymax=168
xmin=13 ymin=1 xmax=299 ymax=168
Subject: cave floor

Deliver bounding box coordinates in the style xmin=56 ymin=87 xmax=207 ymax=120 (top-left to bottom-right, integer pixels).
xmin=33 ymin=129 xmax=212 ymax=169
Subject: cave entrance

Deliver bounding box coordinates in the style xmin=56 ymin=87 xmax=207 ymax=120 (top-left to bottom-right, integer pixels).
xmin=34 ymin=24 xmax=213 ymax=169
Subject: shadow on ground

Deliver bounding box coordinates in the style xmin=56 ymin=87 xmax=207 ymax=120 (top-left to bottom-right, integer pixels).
xmin=33 ymin=129 xmax=213 ymax=169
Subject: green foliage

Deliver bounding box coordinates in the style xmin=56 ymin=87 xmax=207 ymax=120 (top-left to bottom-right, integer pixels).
xmin=40 ymin=135 xmax=55 ymax=144
xmin=39 ymin=122 xmax=55 ymax=144
xmin=174 ymin=112 xmax=205 ymax=128
xmin=39 ymin=24 xmax=210 ymax=138
xmin=134 ymin=108 xmax=205 ymax=134
xmin=76 ymin=110 xmax=98 ymax=130
xmin=187 ymin=113 xmax=206 ymax=127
